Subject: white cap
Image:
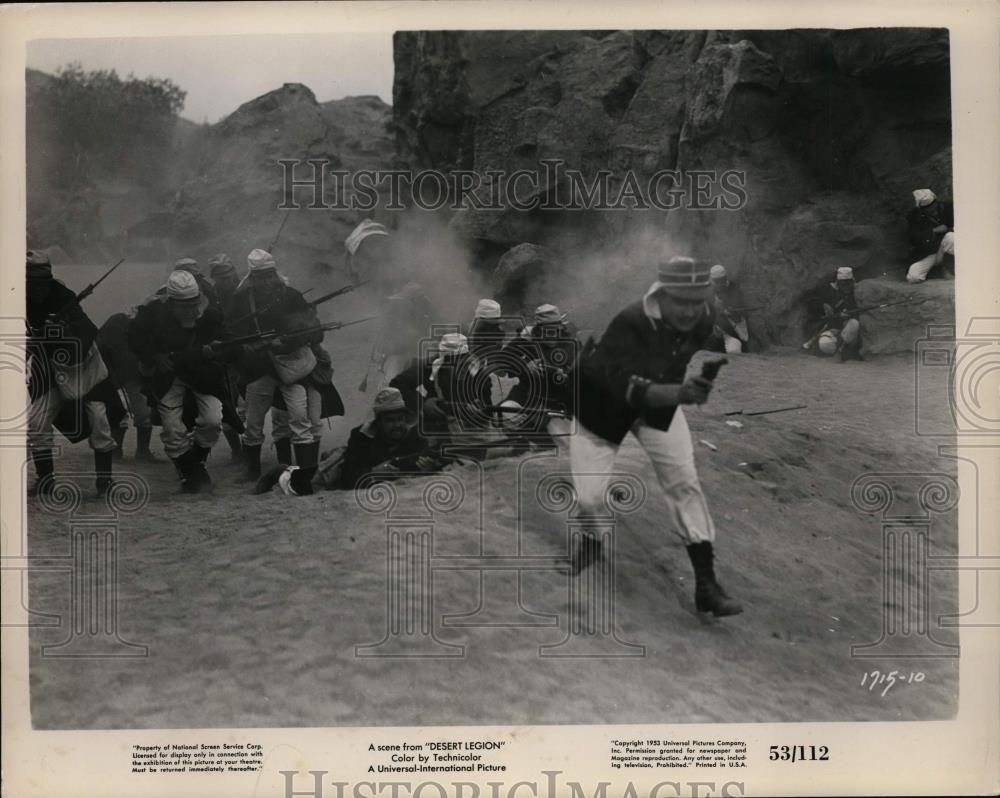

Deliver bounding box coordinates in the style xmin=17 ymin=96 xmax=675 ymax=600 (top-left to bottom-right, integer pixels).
xmin=247 ymin=248 xmax=277 ymax=272
xmin=474 ymin=299 xmax=502 ymax=319
xmin=373 ymin=387 xmax=408 ymax=416
xmin=710 ymin=264 xmax=727 ymax=280
xmin=912 ymin=189 xmax=936 ymax=207
xmin=345 ymin=219 xmax=389 ymax=255
xmin=818 ymin=331 xmax=839 ymax=355
xmin=166 ymin=270 xmax=200 ymax=300
xmin=438 ymin=333 xmax=469 ymax=355
xmin=836 ymin=266 xmax=854 ymax=281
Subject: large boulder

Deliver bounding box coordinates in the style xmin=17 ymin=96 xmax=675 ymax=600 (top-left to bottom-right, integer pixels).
xmin=165 ymin=84 xmax=395 ymax=283
xmin=855 ymin=276 xmax=955 ymax=355
xmin=392 ymin=29 xmax=954 ymax=345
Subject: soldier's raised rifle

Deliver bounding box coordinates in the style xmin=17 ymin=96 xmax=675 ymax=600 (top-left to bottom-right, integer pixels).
xmin=307 ymin=279 xmax=371 ymax=308
xmin=267 ymin=212 xmax=291 ymax=254
xmin=226 ymin=280 xmax=371 ymax=330
xmin=49 ymin=258 xmax=126 ymax=318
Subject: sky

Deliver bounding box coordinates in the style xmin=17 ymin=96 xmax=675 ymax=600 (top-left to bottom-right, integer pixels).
xmin=27 ymin=34 xmax=396 ymax=123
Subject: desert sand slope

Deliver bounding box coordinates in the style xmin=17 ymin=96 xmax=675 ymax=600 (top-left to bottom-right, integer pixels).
xmin=25 ymin=333 xmax=958 ymax=728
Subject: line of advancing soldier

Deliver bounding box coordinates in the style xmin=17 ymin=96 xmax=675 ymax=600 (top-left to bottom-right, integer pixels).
xmin=27 ymin=248 xmax=345 ymax=498
xmin=26 ymin=244 xmax=743 ymax=618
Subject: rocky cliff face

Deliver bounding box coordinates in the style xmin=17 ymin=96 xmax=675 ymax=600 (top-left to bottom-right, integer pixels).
xmin=392 ymin=29 xmax=953 ymax=344
xmin=164 ymin=84 xmax=395 ymax=286
xmin=28 ymin=73 xmax=395 ymax=290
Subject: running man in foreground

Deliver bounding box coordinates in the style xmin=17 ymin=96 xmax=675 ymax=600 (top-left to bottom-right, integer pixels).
xmin=571 ymin=255 xmax=743 ymax=617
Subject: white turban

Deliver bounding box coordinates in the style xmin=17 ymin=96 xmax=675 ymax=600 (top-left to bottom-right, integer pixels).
xmin=236 ymin=249 xmax=290 ymax=292
xmin=913 ymin=189 xmax=936 ymax=207
xmin=438 ymin=333 xmax=469 ymax=355
xmin=345 ymin=219 xmax=389 ymax=256
xmin=247 ymin=248 xmax=277 ymax=272
xmin=166 ymin=270 xmax=200 ymax=300
xmin=431 ymin=333 xmax=470 ymax=382
xmin=474 ymin=299 xmax=502 ymax=319
xmin=710 ymin=264 xmax=727 ymax=280
xmin=836 ymin=266 xmax=854 ymax=281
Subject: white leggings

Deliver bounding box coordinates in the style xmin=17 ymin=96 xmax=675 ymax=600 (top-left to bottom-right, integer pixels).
xmin=568 ymin=408 xmax=715 ymax=544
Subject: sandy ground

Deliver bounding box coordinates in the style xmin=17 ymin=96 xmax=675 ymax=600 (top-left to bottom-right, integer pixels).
xmin=24 ymin=294 xmax=960 ymax=727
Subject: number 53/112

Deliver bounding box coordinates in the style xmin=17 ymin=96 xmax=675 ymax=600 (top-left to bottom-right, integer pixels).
xmin=769 ymin=746 xmax=829 ymax=762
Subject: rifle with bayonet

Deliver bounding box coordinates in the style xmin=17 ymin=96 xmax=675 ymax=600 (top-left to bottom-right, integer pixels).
xmin=225 ymin=279 xmax=369 ymax=330
xmin=803 ymin=296 xmax=929 ymax=350
xmin=487 ymin=404 xmax=569 ymax=418
xmin=161 ymin=317 xmax=378 ymax=371
xmin=267 ymin=212 xmax=291 ymax=254
xmin=231 ymin=316 xmax=378 ymax=350
xmin=307 ymin=279 xmax=371 ymax=307
xmin=721 ymin=305 xmax=765 ymax=314
xmin=820 ymin=296 xmax=930 ymax=320
xmin=48 ymin=258 xmax=126 ymax=319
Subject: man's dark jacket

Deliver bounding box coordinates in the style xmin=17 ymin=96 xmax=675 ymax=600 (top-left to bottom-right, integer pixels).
xmin=805 ymin=281 xmax=859 ymax=338
xmin=339 ymin=424 xmax=429 ymax=489
xmin=908 ymin=200 xmax=954 ymax=260
xmin=575 ymin=300 xmax=714 ymax=445
xmin=128 ymin=297 xmax=227 ymax=397
xmin=227 ymin=284 xmax=323 ymax=383
xmin=27 ymin=280 xmax=126 ymax=440
xmin=27 ymin=279 xmax=98 ymax=368
xmin=502 ymin=327 xmax=577 ymax=414
xmin=128 ymin=297 xmax=245 ymax=432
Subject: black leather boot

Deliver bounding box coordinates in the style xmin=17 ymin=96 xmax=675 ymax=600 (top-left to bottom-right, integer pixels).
xmin=838 ymin=339 xmax=865 ymax=363
xmin=94 ymin=449 xmax=114 ymax=497
xmin=238 ymin=443 xmax=262 ymax=483
xmin=111 ymin=426 xmax=126 ymax=460
xmin=192 ymin=445 xmax=212 ymax=490
xmin=289 ymin=441 xmax=320 ymax=495
xmin=29 ymin=448 xmax=55 ymax=498
xmin=274 ymin=438 xmax=293 ymax=466
xmin=223 ymin=428 xmax=243 ymax=463
xmin=176 ymin=448 xmax=208 ymax=494
xmin=135 ymin=427 xmax=158 ymax=462
xmin=686 ymin=541 xmax=743 ymax=617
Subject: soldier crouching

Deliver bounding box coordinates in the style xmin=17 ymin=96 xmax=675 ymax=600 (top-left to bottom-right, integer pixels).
xmin=229 ymin=249 xmax=324 ymax=483
xmin=129 ymin=270 xmax=237 ymax=493
xmin=26 ymin=251 xmax=122 ymax=498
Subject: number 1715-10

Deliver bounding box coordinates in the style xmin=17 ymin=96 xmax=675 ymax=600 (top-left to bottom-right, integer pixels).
xmin=861 ymin=670 xmax=925 ymax=697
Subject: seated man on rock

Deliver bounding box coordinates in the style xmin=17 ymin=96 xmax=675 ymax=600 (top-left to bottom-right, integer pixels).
xmin=805 ymin=267 xmax=864 ymax=362
xmin=907 ymin=188 xmax=955 ymax=283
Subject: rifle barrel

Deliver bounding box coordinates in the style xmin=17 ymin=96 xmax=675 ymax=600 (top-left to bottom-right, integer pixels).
xmin=214 ymin=329 xmax=280 ymax=348
xmin=309 ymin=280 xmax=370 ymax=306
xmin=267 ymin=212 xmax=291 ymax=253
xmin=74 ymin=258 xmax=126 ymax=302
xmin=488 ymin=405 xmax=568 ymax=416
